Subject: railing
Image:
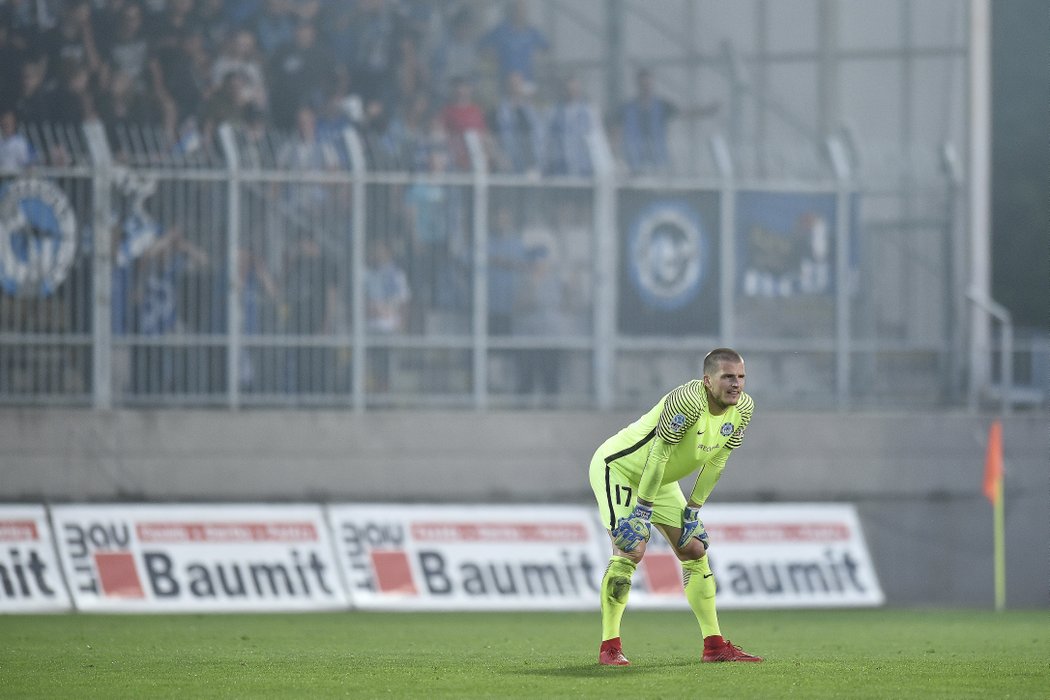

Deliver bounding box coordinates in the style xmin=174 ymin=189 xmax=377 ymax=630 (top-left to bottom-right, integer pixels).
xmin=0 ymin=120 xmax=1042 ymax=411
xmin=967 ymin=289 xmax=1014 ymax=415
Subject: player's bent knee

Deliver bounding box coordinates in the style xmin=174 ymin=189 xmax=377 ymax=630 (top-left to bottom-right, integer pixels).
xmin=675 ymin=537 xmax=707 ymax=562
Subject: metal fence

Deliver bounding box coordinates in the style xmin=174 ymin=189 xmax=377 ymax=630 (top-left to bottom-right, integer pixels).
xmin=0 ymin=121 xmax=1043 ymax=411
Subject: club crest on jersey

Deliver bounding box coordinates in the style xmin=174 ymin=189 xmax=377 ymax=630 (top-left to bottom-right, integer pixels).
xmin=670 ymin=413 xmax=687 ymax=431
xmin=720 ymin=422 xmax=734 ymax=437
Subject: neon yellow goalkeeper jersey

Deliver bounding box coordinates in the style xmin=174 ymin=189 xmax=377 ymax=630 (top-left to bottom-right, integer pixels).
xmin=596 ymin=380 xmax=753 ymax=506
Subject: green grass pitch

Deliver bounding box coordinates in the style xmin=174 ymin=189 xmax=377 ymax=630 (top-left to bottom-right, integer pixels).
xmin=2 ymin=609 xmax=1047 ymax=698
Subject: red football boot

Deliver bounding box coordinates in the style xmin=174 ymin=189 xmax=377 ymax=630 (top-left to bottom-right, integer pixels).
xmin=702 ymin=635 xmax=764 ymax=662
xmin=599 ymin=637 xmax=631 ymax=666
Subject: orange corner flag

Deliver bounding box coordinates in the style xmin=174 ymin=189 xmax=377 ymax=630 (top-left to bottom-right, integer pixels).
xmin=982 ymin=419 xmax=1004 ymax=504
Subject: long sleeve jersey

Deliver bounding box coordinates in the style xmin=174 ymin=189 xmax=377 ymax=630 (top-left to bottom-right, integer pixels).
xmin=595 ymin=379 xmax=753 ymax=505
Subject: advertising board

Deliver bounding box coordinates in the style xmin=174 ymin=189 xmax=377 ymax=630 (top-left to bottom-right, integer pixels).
xmin=51 ymin=504 xmax=348 ymax=612
xmin=601 ymin=503 xmax=884 ymax=609
xmin=329 ymin=504 xmax=607 ymax=611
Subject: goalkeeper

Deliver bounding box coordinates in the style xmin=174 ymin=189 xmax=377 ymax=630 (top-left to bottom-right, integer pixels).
xmin=589 ymin=348 xmax=762 ymax=665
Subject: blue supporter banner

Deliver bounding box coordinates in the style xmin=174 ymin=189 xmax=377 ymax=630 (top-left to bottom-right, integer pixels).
xmin=0 ymin=178 xmax=78 ymax=298
xmin=736 ymin=191 xmax=837 ymax=298
xmin=618 ymin=192 xmax=721 ymax=335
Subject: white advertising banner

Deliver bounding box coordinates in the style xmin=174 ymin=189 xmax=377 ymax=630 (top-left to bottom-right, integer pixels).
xmin=706 ymin=503 xmax=884 ymax=608
xmin=51 ymin=504 xmax=348 ymax=612
xmin=597 ymin=503 xmax=885 ymax=609
xmin=0 ymin=505 xmax=72 ymax=613
xmin=328 ymin=504 xmax=607 ymax=610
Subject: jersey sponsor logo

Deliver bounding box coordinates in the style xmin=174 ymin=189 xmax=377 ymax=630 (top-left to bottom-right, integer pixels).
xmin=720 ymin=422 xmax=735 ymax=436
xmin=51 ymin=505 xmax=346 ymax=612
xmin=0 ymin=178 xmax=77 ymax=297
xmin=626 ymin=199 xmax=708 ymax=310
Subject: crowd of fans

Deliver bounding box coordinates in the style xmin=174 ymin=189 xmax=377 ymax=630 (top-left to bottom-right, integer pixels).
xmin=0 ymin=0 xmax=649 ymax=175
xmin=0 ymin=0 xmax=690 ymax=403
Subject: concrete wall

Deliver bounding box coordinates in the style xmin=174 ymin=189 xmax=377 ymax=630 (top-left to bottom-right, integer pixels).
xmin=1 ymin=408 xmax=1046 ymax=607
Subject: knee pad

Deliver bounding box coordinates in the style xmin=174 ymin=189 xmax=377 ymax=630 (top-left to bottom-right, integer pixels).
xmin=604 ymin=556 xmax=637 ymax=604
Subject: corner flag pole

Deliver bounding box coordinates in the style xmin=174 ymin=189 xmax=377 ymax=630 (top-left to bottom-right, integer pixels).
xmin=993 ymin=481 xmax=1005 ymax=611
xmin=983 ymin=419 xmax=1005 ymax=610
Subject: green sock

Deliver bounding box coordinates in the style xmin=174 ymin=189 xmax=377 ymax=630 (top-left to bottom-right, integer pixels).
xmin=600 ymin=556 xmax=637 ymax=641
xmin=682 ymin=557 xmax=721 ymax=638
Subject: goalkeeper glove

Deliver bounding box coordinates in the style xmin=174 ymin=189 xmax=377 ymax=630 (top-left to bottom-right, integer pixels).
xmin=677 ymin=506 xmax=709 ymax=549
xmin=611 ymin=503 xmax=652 ymax=552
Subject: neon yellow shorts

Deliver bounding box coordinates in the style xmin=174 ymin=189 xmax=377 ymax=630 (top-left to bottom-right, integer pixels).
xmin=589 ymin=450 xmax=686 ymax=532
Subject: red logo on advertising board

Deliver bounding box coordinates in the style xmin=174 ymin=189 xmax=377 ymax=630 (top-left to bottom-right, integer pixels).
xmin=641 ymin=553 xmax=682 ymax=595
xmin=94 ymin=552 xmax=145 ymax=598
xmin=708 ymin=523 xmax=850 ymax=542
xmin=0 ymin=520 xmax=38 ymax=541
xmin=370 ymin=550 xmax=417 ymax=595
xmin=410 ymin=522 xmax=589 ymax=543
xmin=136 ymin=522 xmax=318 ymax=543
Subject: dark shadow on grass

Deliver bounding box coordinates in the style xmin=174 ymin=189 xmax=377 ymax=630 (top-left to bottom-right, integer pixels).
xmin=511 ymin=660 xmax=693 ymax=678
